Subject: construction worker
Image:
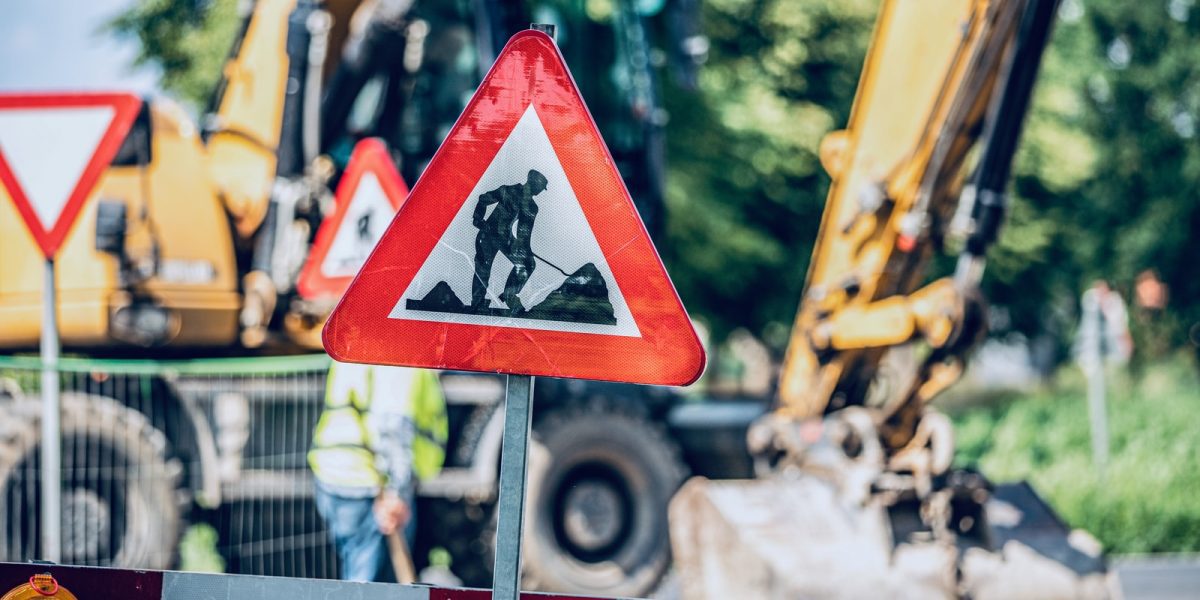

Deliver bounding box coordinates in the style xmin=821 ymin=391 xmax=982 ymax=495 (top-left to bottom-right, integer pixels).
xmin=309 ymin=360 xmax=447 ymax=582
xmin=471 ymin=169 xmax=548 ymax=313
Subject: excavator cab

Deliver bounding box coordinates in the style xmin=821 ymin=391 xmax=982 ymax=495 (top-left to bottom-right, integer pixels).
xmin=317 ymin=0 xmax=701 ymax=242
xmin=218 ymin=0 xmax=700 ymax=349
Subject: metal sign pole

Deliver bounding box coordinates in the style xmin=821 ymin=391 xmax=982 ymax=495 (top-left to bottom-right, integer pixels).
xmin=1079 ymin=296 xmax=1109 ymax=473
xmin=491 ymin=23 xmax=556 ymax=600
xmin=1085 ymin=363 xmax=1109 ymax=471
xmin=40 ymin=258 xmax=61 ymax=562
xmin=492 ymin=374 xmax=534 ymax=600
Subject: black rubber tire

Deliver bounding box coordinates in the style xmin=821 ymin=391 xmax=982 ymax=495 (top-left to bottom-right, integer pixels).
xmin=521 ymin=401 xmax=687 ymax=597
xmin=0 ymin=394 xmax=182 ymax=568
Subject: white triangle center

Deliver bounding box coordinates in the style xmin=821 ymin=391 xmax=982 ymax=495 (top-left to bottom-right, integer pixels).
xmin=0 ymin=106 xmax=116 ymax=230
xmin=389 ymin=106 xmax=640 ymax=337
xmin=321 ymin=171 xmax=396 ymax=278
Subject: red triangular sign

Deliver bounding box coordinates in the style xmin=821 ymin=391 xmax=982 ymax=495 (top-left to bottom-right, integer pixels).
xmin=0 ymin=92 xmax=142 ymax=258
xmin=298 ymin=138 xmax=409 ymax=299
xmin=323 ymin=30 xmax=705 ymax=386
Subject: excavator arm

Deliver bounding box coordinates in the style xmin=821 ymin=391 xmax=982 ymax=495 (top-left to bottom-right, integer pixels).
xmin=671 ymin=4 xmax=1112 ymax=597
xmin=766 ymin=0 xmax=1058 ymax=451
xmin=205 ymin=0 xmax=414 ymax=347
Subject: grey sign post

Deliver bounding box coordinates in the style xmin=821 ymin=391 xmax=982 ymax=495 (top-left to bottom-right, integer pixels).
xmin=487 ymin=24 xmax=556 ymax=600
xmin=491 ymin=374 xmax=535 ymax=600
xmin=486 ymin=23 xmax=557 ymax=600
xmin=1084 ymin=360 xmax=1109 ymax=471
xmin=1075 ymin=284 xmax=1128 ymax=472
xmin=41 ymin=258 xmax=62 ymax=561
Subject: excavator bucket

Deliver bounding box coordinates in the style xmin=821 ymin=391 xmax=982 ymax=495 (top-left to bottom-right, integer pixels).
xmin=669 ymin=472 xmax=1111 ymax=599
xmin=670 ymin=476 xmax=956 ymax=599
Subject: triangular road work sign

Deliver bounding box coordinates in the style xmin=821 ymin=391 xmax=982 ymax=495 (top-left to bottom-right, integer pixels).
xmin=298 ymin=138 xmax=409 ymax=299
xmin=323 ymin=30 xmax=705 ymax=386
xmin=0 ymin=92 xmax=142 ymax=258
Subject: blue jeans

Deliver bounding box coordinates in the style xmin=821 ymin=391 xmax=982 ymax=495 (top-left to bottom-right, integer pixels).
xmin=314 ymin=485 xmax=416 ymax=582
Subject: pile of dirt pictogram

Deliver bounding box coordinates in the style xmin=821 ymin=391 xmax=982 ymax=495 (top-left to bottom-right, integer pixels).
xmin=406 ymin=262 xmax=615 ymax=325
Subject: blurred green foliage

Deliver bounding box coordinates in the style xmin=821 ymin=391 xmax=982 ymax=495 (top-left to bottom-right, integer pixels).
xmin=107 ymin=0 xmax=240 ymax=107
xmin=994 ymin=0 xmax=1200 ymax=362
xmin=950 ymin=356 xmax=1200 ymax=553
xmin=178 ymin=523 xmax=225 ymax=573
xmin=109 ymin=0 xmax=1200 ymax=363
xmin=660 ymin=0 xmax=875 ymax=344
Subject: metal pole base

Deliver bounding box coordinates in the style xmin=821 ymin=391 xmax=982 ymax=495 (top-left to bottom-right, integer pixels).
xmin=491 ymin=374 xmax=534 ymax=599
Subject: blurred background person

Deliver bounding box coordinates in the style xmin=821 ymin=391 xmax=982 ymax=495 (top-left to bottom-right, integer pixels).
xmin=1130 ymin=268 xmax=1170 ymax=378
xmin=1075 ymin=279 xmax=1133 ymax=373
xmin=1074 ymin=278 xmax=1132 ymax=469
xmin=308 ymin=361 xmax=447 ymax=582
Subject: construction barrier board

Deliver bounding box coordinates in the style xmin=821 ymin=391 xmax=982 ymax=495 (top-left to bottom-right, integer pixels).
xmin=0 ymin=563 xmax=610 ymax=600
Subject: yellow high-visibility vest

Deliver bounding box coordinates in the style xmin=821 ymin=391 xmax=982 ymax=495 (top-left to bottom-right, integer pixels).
xmin=308 ymin=361 xmax=447 ymax=489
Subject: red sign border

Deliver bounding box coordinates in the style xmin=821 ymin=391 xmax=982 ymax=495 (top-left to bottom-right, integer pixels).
xmin=323 ymin=30 xmax=705 ymax=386
xmin=0 ymin=92 xmax=142 ymax=258
xmin=297 ymin=138 xmax=409 ymax=299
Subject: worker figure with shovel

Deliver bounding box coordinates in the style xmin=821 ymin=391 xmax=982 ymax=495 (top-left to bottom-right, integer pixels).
xmin=471 ymin=169 xmax=548 ymax=314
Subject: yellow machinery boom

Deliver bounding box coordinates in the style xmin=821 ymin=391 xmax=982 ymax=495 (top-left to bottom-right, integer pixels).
xmin=768 ymin=0 xmax=1050 ymax=452
xmin=671 ymin=0 xmax=1111 ymax=597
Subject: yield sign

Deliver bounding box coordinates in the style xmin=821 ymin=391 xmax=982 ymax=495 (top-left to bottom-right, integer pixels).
xmin=297 ymin=138 xmax=409 ymax=299
xmin=0 ymin=92 xmax=142 ymax=258
xmin=323 ymin=30 xmax=705 ymax=386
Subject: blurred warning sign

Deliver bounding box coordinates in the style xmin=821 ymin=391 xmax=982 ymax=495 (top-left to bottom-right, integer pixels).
xmin=0 ymin=92 xmax=142 ymax=258
xmin=323 ymin=30 xmax=704 ymax=386
xmin=298 ymin=139 xmax=408 ymax=299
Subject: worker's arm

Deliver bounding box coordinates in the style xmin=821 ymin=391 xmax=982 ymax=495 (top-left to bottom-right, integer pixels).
xmin=473 ymin=190 xmax=500 ymax=228
xmin=368 ymin=368 xmax=418 ymax=502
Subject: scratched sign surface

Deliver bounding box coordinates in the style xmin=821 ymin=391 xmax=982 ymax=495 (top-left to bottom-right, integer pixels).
xmin=322 ymin=30 xmax=704 ymax=386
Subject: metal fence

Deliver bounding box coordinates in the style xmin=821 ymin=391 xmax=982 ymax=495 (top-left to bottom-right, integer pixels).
xmin=0 ymin=354 xmax=339 ymax=579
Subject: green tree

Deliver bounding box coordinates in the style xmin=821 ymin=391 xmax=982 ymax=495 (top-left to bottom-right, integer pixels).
xmin=661 ymin=0 xmax=876 ymax=345
xmin=108 ymin=0 xmax=240 ymax=108
xmin=1001 ymin=0 xmax=1200 ymax=365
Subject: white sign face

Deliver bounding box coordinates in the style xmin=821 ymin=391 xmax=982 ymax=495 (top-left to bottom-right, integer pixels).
xmin=389 ymin=105 xmax=640 ymax=337
xmin=0 ymin=106 xmax=115 ymax=229
xmin=320 ymin=171 xmax=395 ymax=278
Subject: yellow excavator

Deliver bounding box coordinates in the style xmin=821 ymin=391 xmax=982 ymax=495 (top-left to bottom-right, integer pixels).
xmin=0 ymin=1 xmax=707 ymax=593
xmin=670 ymin=0 xmax=1110 ymax=597
xmin=0 ymin=0 xmax=459 ymax=351
xmin=0 ymin=0 xmax=425 ymax=572
xmin=1 ymin=0 xmax=312 ymax=351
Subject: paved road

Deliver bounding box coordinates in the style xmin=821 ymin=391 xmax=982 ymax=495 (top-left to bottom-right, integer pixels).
xmin=1115 ymin=556 xmax=1200 ymax=600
